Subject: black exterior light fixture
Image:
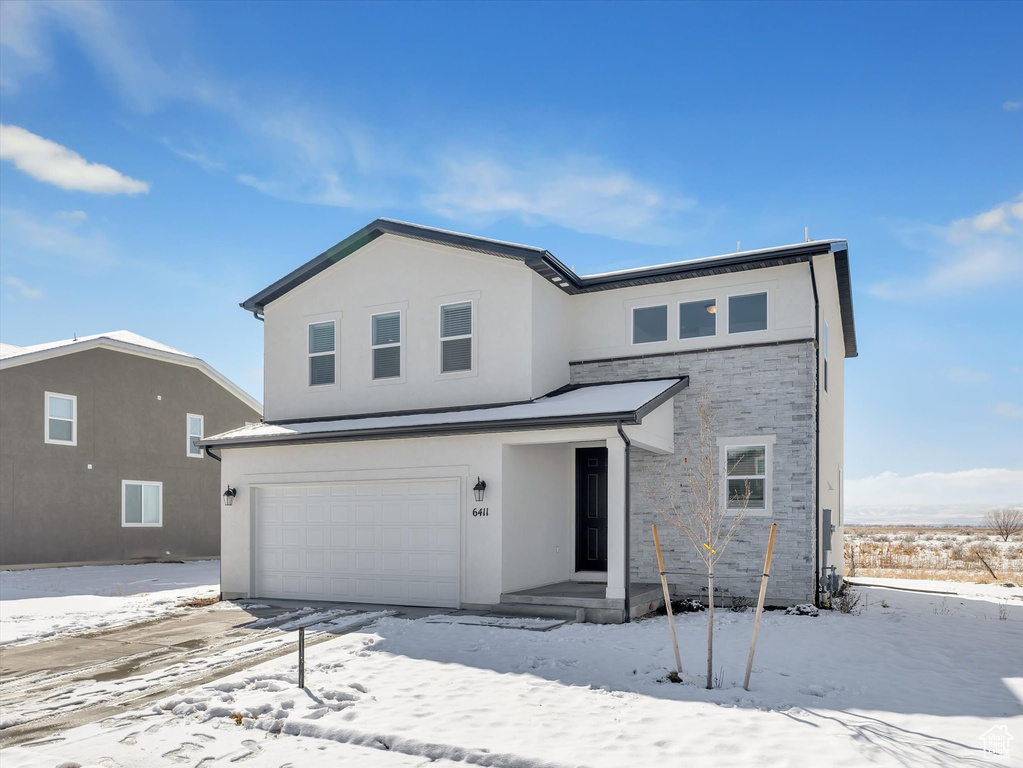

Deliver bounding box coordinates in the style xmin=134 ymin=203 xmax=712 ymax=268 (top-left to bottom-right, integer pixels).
xmin=472 ymin=476 xmax=487 ymax=503
xmin=223 ymin=485 xmax=237 ymax=506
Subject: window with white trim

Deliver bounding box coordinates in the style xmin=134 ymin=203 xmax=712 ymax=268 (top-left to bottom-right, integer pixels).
xmin=632 ymin=304 xmax=668 ymax=344
xmin=122 ymin=480 xmax=162 ymax=527
xmin=679 ymin=299 xmax=716 ymax=339
xmin=187 ymin=414 xmax=204 ymax=457
xmin=719 ymin=435 xmax=775 ymax=515
xmin=308 ymin=321 xmax=336 ymax=386
xmin=440 ymin=301 xmax=473 ymax=373
xmin=823 ymin=321 xmax=829 ymax=394
xmin=45 ymin=392 xmax=77 ymax=446
xmin=371 ymin=311 xmax=402 ymax=380
xmin=728 ymin=292 xmax=767 ymax=334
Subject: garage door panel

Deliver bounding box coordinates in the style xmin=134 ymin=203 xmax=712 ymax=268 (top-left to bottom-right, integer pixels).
xmin=256 ymin=480 xmax=460 ymax=608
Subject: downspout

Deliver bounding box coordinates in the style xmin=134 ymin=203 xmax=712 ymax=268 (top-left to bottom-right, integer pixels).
xmin=251 ymin=311 xmax=264 ymax=322
xmin=616 ymin=421 xmax=632 ymax=624
xmin=204 ymin=445 xmax=222 ymax=462
xmin=808 ymin=258 xmax=822 ymax=606
xmin=204 ymin=443 xmax=223 ymax=600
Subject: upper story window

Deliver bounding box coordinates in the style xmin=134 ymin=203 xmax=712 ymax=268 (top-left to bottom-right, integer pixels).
xmin=440 ymin=301 xmax=473 ymax=373
xmin=45 ymin=392 xmax=77 ymax=446
xmin=728 ymin=292 xmax=767 ymax=334
xmin=187 ymin=413 xmax=204 ymax=457
xmin=122 ymin=480 xmax=162 ymax=527
xmin=632 ymin=305 xmax=668 ymax=344
xmin=823 ymin=321 xmax=830 ymax=393
xmin=308 ymin=321 xmax=336 ymax=386
xmin=372 ymin=311 xmax=402 ymax=380
xmin=679 ymin=299 xmax=716 ymax=340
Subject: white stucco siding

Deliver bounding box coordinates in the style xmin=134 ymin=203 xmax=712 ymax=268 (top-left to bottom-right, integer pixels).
xmin=569 ymin=263 xmax=815 ymax=361
xmin=530 ymin=274 xmax=572 ymax=399
xmin=501 ymin=443 xmax=572 ymax=593
xmin=261 ymin=235 xmax=544 ymax=421
xmin=814 ymin=253 xmax=847 ymax=580
xmin=219 ymin=425 xmax=629 ymax=606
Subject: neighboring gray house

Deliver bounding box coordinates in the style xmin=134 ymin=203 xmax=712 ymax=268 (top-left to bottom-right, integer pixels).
xmin=204 ymin=220 xmax=856 ymax=622
xmin=0 ymin=331 xmax=262 ymax=568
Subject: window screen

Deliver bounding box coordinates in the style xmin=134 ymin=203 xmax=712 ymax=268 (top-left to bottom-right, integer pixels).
xmin=440 ymin=302 xmax=473 ymax=373
xmin=679 ymin=300 xmax=716 ymax=339
xmin=308 ymin=321 xmax=336 ymax=386
xmin=728 ymin=293 xmax=767 ymax=334
xmin=632 ymin=305 xmax=668 ymax=344
xmin=372 ymin=312 xmax=401 ymax=379
xmin=726 ymin=445 xmax=766 ymax=509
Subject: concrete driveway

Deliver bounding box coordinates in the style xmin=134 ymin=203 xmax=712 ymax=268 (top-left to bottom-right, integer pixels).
xmin=0 ymin=598 xmax=450 ymax=748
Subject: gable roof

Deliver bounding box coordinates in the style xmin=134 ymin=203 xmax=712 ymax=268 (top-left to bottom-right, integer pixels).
xmin=201 ymin=377 xmax=687 ymax=448
xmin=241 ymin=218 xmax=857 ymax=358
xmin=0 ymin=330 xmax=262 ymax=413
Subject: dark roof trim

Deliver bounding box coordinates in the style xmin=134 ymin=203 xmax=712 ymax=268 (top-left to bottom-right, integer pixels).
xmin=569 ymin=337 xmax=816 ymax=367
xmin=201 ymin=377 xmax=688 ymax=449
xmin=832 ymin=246 xmax=858 ymax=358
xmin=241 ymin=218 xmax=856 ymax=357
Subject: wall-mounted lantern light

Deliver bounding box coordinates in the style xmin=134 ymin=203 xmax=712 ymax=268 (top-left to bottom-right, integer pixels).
xmin=472 ymin=477 xmax=487 ymax=503
xmin=223 ymin=485 xmax=237 ymax=506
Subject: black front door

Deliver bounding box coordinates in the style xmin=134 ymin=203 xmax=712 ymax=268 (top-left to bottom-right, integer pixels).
xmin=575 ymin=447 xmax=608 ymax=572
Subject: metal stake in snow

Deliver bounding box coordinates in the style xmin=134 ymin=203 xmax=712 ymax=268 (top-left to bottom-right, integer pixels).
xmin=744 ymin=523 xmax=777 ymax=691
xmin=652 ymin=524 xmax=683 ymax=673
xmin=298 ymin=626 xmax=306 ymax=688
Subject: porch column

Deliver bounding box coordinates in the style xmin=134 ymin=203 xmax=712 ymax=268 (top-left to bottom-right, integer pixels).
xmin=605 ymin=438 xmax=627 ymax=600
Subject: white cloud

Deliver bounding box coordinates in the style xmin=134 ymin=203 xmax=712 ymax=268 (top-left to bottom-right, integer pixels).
xmin=424 ymin=156 xmax=696 ymax=243
xmin=944 ymin=366 xmax=991 ymax=384
xmin=846 ymin=468 xmax=1023 ymax=508
xmin=1004 ymin=100 xmax=1022 ymax=112
xmin=2 ymin=275 xmax=43 ymax=298
xmin=871 ymin=193 xmax=1023 ymax=298
xmin=0 ymin=124 xmax=149 ymax=194
xmin=0 ymin=208 xmax=115 ymax=266
xmin=993 ymin=402 xmax=1023 ymax=419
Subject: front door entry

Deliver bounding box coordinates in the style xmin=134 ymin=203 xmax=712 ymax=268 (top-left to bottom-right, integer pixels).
xmin=575 ymin=447 xmax=608 ymax=572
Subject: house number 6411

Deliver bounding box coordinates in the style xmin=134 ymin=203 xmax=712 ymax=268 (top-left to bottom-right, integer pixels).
xmin=472 ymin=507 xmax=489 ymax=517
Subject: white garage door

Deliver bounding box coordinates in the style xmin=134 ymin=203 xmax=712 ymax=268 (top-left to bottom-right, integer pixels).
xmin=255 ymin=479 xmax=460 ymax=607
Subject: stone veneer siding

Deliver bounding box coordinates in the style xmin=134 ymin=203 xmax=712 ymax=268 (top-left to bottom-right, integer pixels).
xmin=571 ymin=340 xmax=818 ymax=606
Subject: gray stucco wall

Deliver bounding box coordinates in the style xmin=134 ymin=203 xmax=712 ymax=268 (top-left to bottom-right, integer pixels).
xmin=571 ymin=340 xmax=818 ymax=605
xmin=0 ymin=349 xmax=261 ymax=567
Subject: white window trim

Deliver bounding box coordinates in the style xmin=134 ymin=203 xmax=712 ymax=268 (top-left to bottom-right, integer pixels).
xmin=307 ymin=319 xmax=338 ymax=388
xmin=186 ymin=413 xmax=204 ymax=458
xmin=438 ymin=299 xmax=476 ymax=377
xmin=44 ymin=391 xmax=77 ymax=446
xmin=718 ymin=435 xmax=775 ymax=517
xmin=370 ymin=309 xmax=405 ymax=383
xmin=121 ymin=480 xmax=163 ymax=528
xmin=630 ymin=303 xmax=670 ymax=346
xmin=726 ymin=291 xmax=770 ymax=336
xmin=677 ymin=297 xmax=718 ymax=341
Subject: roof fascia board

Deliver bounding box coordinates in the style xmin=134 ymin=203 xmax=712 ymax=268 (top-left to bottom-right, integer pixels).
xmin=0 ymin=340 xmax=262 ymax=413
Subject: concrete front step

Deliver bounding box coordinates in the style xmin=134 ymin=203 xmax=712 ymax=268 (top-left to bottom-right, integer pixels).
xmin=497 ymin=582 xmax=665 ymax=624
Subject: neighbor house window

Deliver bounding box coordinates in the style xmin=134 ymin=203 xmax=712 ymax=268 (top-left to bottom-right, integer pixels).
xmin=719 ymin=436 xmax=775 ymax=515
xmin=371 ymin=311 xmax=402 ymax=380
xmin=187 ymin=413 xmax=204 ymax=457
xmin=632 ymin=305 xmax=668 ymax=344
xmin=308 ymin=321 xmax=336 ymax=386
xmin=728 ymin=292 xmax=767 ymax=334
xmin=823 ymin=321 xmax=829 ymax=394
xmin=679 ymin=299 xmax=716 ymax=340
xmin=440 ymin=301 xmax=473 ymax=373
xmin=45 ymin=392 xmax=77 ymax=446
xmin=122 ymin=480 xmax=162 ymax=527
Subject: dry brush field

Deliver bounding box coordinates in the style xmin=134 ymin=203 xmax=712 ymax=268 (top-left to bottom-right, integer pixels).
xmin=844 ymin=525 xmax=1023 ymax=583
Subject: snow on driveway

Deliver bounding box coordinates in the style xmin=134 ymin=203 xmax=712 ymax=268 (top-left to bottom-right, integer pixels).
xmin=0 ymin=561 xmax=219 ymax=645
xmin=8 ymin=579 xmax=1022 ymax=767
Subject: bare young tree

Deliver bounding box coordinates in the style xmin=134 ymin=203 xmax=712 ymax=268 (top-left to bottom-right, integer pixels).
xmin=659 ymin=393 xmax=750 ymax=689
xmin=985 ymin=508 xmax=1023 ymax=542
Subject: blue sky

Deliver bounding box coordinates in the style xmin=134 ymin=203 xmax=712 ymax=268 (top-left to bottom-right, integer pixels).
xmin=1 ymin=1 xmax=1020 ymax=516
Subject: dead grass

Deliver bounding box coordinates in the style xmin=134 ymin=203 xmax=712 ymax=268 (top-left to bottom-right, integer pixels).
xmin=845 ymin=525 xmax=1023 ymax=583
xmin=179 ymin=594 xmax=221 ymax=608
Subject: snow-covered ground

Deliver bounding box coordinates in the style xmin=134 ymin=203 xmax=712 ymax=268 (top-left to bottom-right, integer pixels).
xmin=7 ymin=579 xmax=1022 ymax=767
xmin=0 ymin=560 xmax=220 ymax=645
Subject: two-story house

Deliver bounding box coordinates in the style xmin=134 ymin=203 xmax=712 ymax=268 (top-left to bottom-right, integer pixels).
xmin=203 ymin=219 xmax=856 ymax=622
xmin=0 ymin=331 xmax=262 ymax=568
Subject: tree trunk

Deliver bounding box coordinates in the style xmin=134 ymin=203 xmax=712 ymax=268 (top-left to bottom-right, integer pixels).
xmin=706 ymin=560 xmax=714 ymax=689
